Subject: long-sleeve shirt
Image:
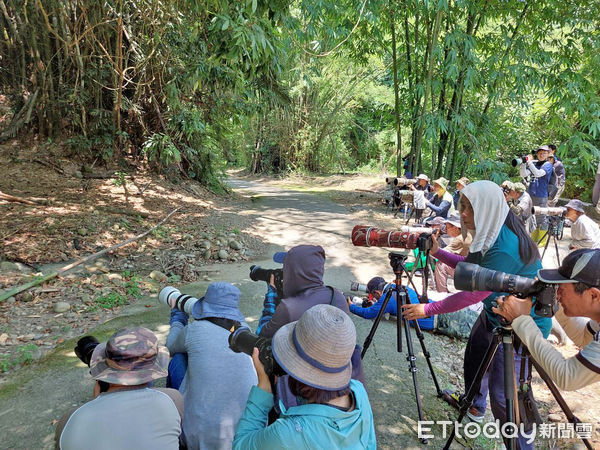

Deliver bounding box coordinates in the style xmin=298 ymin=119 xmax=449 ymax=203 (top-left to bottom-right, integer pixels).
xmin=512 ymin=308 xmax=600 ymax=391
xmin=570 ymin=215 xmax=600 ymax=250
xmin=256 ymin=286 xmax=278 ymax=334
xmin=426 ymin=190 xmax=454 ymax=218
xmin=349 ymin=285 xmax=421 ymax=319
xmin=520 ymin=160 xmax=553 ymax=198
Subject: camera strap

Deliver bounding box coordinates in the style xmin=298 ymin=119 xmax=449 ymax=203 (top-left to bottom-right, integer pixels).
xmin=327 ymin=286 xmax=335 ymax=305
xmin=201 ymin=317 xmax=241 ymax=332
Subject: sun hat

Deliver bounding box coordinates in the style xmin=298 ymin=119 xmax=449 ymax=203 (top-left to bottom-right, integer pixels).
xmin=190 ymin=282 xmax=245 ymax=322
xmin=89 ymin=327 xmax=169 ymax=385
xmin=456 ymin=177 xmax=470 ymax=187
xmin=366 ymin=276 xmax=386 ymax=293
xmin=511 ymin=182 xmax=526 ymax=194
xmin=536 ymin=145 xmax=551 ymax=153
xmin=416 ymin=174 xmax=430 ymax=182
xmin=433 ymin=177 xmax=449 ymax=191
xmin=273 ymin=252 xmax=287 ymax=264
xmin=272 ymin=304 xmax=356 ymax=391
xmin=444 ymin=213 xmax=462 ymax=228
xmin=538 ymin=249 xmax=600 ymax=287
xmin=501 ymin=180 xmax=513 ymax=190
xmin=565 ymin=199 xmax=585 ymax=214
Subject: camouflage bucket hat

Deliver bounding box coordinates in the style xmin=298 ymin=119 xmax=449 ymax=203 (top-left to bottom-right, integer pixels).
xmin=89 ymin=327 xmax=169 ymax=385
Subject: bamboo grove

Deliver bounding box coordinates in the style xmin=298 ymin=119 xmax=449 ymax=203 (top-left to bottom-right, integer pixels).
xmin=1 ymin=0 xmax=599 ymax=198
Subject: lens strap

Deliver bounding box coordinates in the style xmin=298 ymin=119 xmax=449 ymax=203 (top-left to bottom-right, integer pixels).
xmin=292 ymin=325 xmax=349 ymax=374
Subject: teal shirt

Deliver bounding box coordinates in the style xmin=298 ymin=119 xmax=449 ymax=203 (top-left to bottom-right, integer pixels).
xmin=480 ymin=225 xmax=552 ymax=337
xmin=233 ymin=379 xmax=377 ymax=449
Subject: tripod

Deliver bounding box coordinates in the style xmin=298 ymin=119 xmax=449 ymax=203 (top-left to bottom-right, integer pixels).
xmin=444 ymin=325 xmax=592 ymax=450
xmin=361 ymin=251 xmax=442 ymax=444
xmin=537 ymin=215 xmax=564 ymax=265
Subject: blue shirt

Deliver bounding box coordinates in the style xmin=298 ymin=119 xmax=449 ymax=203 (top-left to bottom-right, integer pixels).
xmin=479 ymin=225 xmax=551 ymax=336
xmin=527 ymin=161 xmax=553 ymax=198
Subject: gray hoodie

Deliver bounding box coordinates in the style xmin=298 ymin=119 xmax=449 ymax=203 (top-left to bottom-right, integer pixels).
xmin=259 ymin=245 xmax=348 ymax=338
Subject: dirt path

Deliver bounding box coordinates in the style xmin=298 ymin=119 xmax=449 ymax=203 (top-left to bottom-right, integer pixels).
xmin=0 ymin=176 xmax=598 ymax=449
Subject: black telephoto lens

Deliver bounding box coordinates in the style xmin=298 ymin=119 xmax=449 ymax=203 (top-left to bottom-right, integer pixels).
xmin=74 ymin=336 xmax=101 ymax=367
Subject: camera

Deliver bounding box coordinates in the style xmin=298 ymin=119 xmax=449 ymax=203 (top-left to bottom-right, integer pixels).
xmin=511 ymin=155 xmax=529 ymax=167
xmin=351 ymin=225 xmax=433 ymax=252
xmin=74 ymin=335 xmax=109 ymax=392
xmin=249 ymin=265 xmax=284 ymax=299
xmin=397 ymin=177 xmax=417 ymax=186
xmin=228 ymin=327 xmax=284 ymax=376
xmin=350 ymin=281 xmax=368 ymax=293
xmin=531 ymin=206 xmax=566 ymax=217
xmin=385 ymin=177 xmax=399 ymax=186
xmin=158 ymin=286 xmax=200 ymax=315
xmin=454 ymin=262 xmax=557 ymax=317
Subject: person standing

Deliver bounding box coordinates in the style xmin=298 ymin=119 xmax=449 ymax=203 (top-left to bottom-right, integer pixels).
xmin=520 ymin=145 xmax=554 ymax=245
xmin=453 ymin=177 xmax=469 ymax=209
xmin=547 ymin=150 xmax=565 ymax=207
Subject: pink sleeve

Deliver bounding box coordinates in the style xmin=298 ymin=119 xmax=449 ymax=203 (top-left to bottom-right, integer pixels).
xmin=432 ymin=248 xmax=466 ymax=269
xmin=424 ymin=290 xmax=491 ymax=316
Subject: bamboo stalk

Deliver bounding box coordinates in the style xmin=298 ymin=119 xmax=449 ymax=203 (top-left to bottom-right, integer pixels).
xmin=0 ymin=207 xmax=181 ymax=302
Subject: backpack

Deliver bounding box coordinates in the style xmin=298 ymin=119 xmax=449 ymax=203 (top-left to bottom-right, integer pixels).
xmin=547 ymin=167 xmax=558 ymax=198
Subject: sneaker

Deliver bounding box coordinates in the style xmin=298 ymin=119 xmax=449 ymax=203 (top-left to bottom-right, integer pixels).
xmin=441 ymin=389 xmax=461 ymax=410
xmin=467 ymin=407 xmax=485 ymax=423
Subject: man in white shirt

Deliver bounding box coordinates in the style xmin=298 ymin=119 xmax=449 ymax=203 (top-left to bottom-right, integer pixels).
xmin=564 ymin=199 xmax=600 ymax=250
xmin=493 ymin=249 xmax=600 ymax=391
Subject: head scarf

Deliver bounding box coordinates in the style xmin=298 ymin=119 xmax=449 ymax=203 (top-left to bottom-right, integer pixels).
xmin=460 ymin=180 xmax=509 ymax=256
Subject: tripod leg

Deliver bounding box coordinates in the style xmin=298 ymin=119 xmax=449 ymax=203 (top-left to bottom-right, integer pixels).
xmin=529 ymin=357 xmax=593 ymax=450
xmin=553 ymin=236 xmax=561 ymax=266
xmin=541 ymin=230 xmax=551 ymax=259
xmin=444 ymin=330 xmax=502 ymax=450
xmin=361 ymin=288 xmax=395 ymax=358
xmin=400 ymin=312 xmax=428 ymax=443
xmin=502 ymin=334 xmax=518 ymax=450
xmin=411 ymin=318 xmax=442 ymax=396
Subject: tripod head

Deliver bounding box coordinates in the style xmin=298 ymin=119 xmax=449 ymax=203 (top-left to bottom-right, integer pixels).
xmin=388 ymin=252 xmax=409 ymax=273
xmin=547 ymin=214 xmax=565 ymax=240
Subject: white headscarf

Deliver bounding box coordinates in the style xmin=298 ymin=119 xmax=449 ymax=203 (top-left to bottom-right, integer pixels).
xmin=460 ymin=180 xmax=509 ymax=256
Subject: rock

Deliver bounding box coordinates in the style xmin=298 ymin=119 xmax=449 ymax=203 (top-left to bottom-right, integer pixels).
xmin=6 ymin=296 xmax=16 ymax=304
xmin=547 ymin=413 xmax=562 ymax=422
xmin=74 ymin=170 xmax=83 ymax=179
xmin=108 ymin=273 xmax=123 ymax=281
xmin=218 ymin=250 xmax=229 ymax=260
xmin=0 ymin=333 xmax=8 ymax=345
xmin=149 ymin=270 xmax=167 ymax=283
xmin=228 ymin=240 xmax=242 ymax=250
xmin=203 ymin=276 xmax=212 ymax=281
xmin=18 ymin=292 xmax=33 ymax=303
xmin=14 ymin=262 xmax=31 ymax=273
xmin=201 ymin=241 xmax=211 ymax=250
xmin=53 ymin=302 xmax=71 ymax=313
xmin=92 ymin=209 xmax=99 ymax=215
xmin=77 ymin=228 xmax=88 ymax=236
xmin=33 ymin=334 xmax=44 ymax=340
xmin=113 ymin=224 xmax=120 ymax=231
xmin=0 ymin=261 xmax=19 ymax=272
xmin=203 ymin=250 xmax=211 ymax=259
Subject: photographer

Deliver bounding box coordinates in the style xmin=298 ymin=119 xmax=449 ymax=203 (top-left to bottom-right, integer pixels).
xmin=55 ymin=327 xmax=183 ymax=450
xmin=547 ymin=150 xmax=565 ymax=207
xmin=564 ymin=199 xmax=600 ymax=250
xmin=424 ymin=177 xmax=455 ymax=222
xmin=347 ymin=276 xmax=422 ymax=320
xmin=257 ymin=245 xmax=347 ymax=339
xmin=505 ymin=181 xmax=535 ymax=233
xmin=493 ymin=248 xmax=600 ymax=391
xmin=453 ymin=177 xmax=469 ymax=210
xmin=433 ymin=213 xmax=472 ymax=293
xmin=166 ymin=282 xmax=257 ymax=449
xmin=402 ymin=181 xmax=551 ymax=442
xmin=519 ymin=145 xmax=554 ymax=244
xmin=594 ymin=162 xmax=600 ymax=214
xmin=233 ymin=304 xmax=377 ymax=449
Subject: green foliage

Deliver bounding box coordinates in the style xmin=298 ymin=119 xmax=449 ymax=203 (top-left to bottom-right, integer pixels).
xmin=0 ymin=344 xmax=39 ymax=373
xmin=93 ymin=292 xmax=128 ymax=310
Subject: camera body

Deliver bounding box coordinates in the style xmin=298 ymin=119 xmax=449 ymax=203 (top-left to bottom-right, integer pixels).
xmin=454 ymin=262 xmax=558 ymax=317
xmin=249 ymin=265 xmax=284 ymax=299
xmin=158 ymin=286 xmax=199 ymax=315
xmin=228 ymin=327 xmax=284 ymax=376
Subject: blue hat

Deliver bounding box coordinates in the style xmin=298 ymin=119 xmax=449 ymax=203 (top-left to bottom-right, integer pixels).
xmin=367 ymin=276 xmax=386 ymax=293
xmin=191 ymin=282 xmax=245 ymax=323
xmin=273 ymin=252 xmax=287 ymax=264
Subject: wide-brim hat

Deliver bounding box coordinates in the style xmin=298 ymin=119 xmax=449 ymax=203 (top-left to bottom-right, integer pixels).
xmin=433 ymin=177 xmax=449 ymax=190
xmin=191 ymin=282 xmax=244 ymax=322
xmin=416 ymin=174 xmax=430 ymax=182
xmin=90 ymin=327 xmax=169 ymax=385
xmin=538 ymin=249 xmax=600 ymax=286
xmin=444 ymin=213 xmax=461 ymax=228
xmin=272 ymin=304 xmax=356 ymax=391
xmin=456 ymin=177 xmax=470 ymax=187
xmin=565 ymin=199 xmax=585 ymax=213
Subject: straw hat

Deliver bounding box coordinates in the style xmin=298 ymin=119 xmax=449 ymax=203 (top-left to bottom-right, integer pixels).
xmin=272 ymin=304 xmax=356 ymax=391
xmin=433 ymin=177 xmax=449 ymax=190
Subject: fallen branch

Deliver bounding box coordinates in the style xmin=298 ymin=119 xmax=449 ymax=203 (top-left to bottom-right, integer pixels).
xmin=0 ymin=207 xmax=181 ymax=302
xmin=0 ymin=190 xmax=40 ymax=205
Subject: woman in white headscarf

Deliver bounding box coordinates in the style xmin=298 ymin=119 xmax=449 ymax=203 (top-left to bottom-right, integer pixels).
xmin=403 ymin=181 xmax=551 ymax=447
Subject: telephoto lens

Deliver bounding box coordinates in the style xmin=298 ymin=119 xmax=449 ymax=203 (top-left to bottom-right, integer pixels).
xmin=531 ymin=206 xmax=566 ymax=217
xmin=350 ymin=281 xmax=368 ymax=293
xmin=74 ymin=336 xmax=100 ymax=367
xmin=228 ymin=327 xmax=282 ymax=376
xmin=158 ymin=286 xmax=200 ymax=315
